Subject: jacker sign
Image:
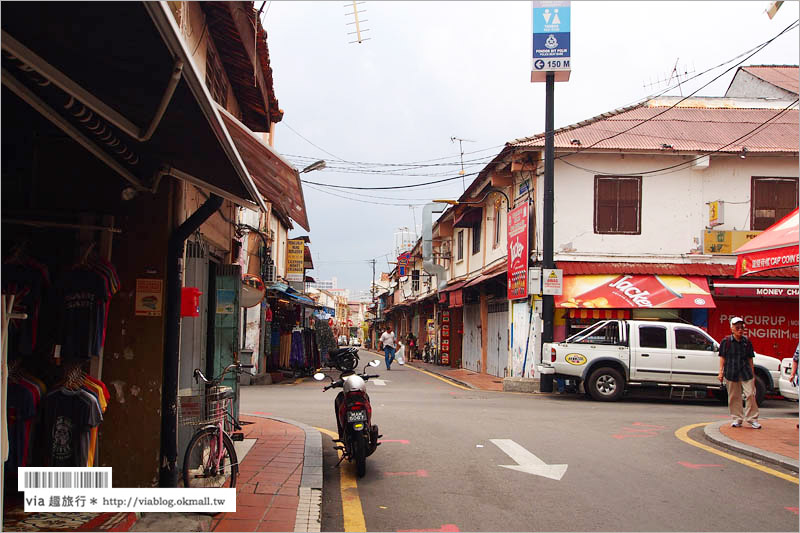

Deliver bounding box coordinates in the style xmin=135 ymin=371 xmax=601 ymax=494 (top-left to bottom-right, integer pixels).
xmin=507 ymin=203 xmax=529 ymax=300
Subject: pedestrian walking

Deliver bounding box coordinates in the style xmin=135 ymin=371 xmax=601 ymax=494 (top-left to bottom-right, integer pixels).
xmin=379 ymin=325 xmax=397 ymax=370
xmin=717 ymin=316 xmax=760 ymax=429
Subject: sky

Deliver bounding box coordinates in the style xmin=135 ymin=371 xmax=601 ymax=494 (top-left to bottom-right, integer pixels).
xmin=261 ymin=1 xmax=800 ymax=299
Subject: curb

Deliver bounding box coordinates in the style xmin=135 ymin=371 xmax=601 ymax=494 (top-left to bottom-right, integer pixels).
xmin=703 ymin=419 xmax=799 ymax=473
xmin=405 ymin=362 xmax=476 ymax=389
xmin=243 ymin=414 xmax=323 ymax=533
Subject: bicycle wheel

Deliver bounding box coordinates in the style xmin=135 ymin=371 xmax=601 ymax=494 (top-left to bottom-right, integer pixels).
xmin=182 ymin=427 xmax=239 ymax=488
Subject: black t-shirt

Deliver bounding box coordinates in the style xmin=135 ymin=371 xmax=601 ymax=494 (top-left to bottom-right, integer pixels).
xmin=56 ymin=269 xmax=108 ymax=359
xmin=43 ymin=389 xmax=102 ymax=467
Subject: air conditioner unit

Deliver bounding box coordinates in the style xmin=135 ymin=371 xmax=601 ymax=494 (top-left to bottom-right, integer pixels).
xmin=263 ymin=259 xmax=277 ymax=284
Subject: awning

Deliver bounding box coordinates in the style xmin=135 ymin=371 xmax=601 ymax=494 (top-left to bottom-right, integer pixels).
xmin=1 ymin=2 xmax=269 ymax=212
xmin=465 ymin=265 xmax=507 ymax=288
xmin=440 ymin=280 xmax=468 ymax=292
xmin=268 ymin=282 xmax=316 ymax=306
xmin=711 ymin=279 xmax=799 ymax=298
xmin=453 ymin=207 xmax=483 ymax=228
xmin=217 ymin=106 xmax=310 ymax=230
xmin=555 ymin=274 xmax=715 ymax=309
xmin=734 ymin=208 xmax=798 ymax=277
xmin=303 ymin=245 xmax=314 ymax=269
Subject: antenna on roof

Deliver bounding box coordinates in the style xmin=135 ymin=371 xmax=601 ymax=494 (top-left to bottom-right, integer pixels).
xmin=450 ymin=136 xmax=476 ymax=192
xmin=345 ymin=1 xmax=371 ymax=44
xmin=643 ymin=58 xmax=696 ymax=96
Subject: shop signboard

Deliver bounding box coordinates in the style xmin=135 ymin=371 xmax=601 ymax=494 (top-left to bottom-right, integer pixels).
xmin=440 ymin=310 xmax=450 ymax=364
xmin=555 ymin=274 xmax=715 ymax=309
xmin=708 ymin=200 xmax=724 ymax=227
xmin=397 ymin=252 xmax=411 ymax=276
xmin=703 ymin=230 xmax=761 ymax=254
xmin=531 ymin=0 xmax=571 ymax=82
xmin=507 ymin=203 xmax=529 ymax=300
xmin=708 ymin=299 xmax=798 ymax=360
xmin=286 ymin=239 xmax=305 ymax=282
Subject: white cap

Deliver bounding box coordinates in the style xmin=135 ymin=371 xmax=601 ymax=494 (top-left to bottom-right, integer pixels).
xmin=730 ymin=316 xmax=744 ymax=326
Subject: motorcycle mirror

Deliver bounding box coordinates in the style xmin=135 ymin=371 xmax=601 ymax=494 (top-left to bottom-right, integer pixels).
xmin=368 ymin=360 xmax=381 ymax=367
xmin=313 ymin=372 xmax=326 ymax=381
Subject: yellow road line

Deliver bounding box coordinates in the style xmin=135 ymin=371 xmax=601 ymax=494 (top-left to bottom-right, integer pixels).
xmin=405 ymin=364 xmax=472 ymax=391
xmin=315 ymin=427 xmax=367 ymax=532
xmin=675 ymin=422 xmax=798 ymax=485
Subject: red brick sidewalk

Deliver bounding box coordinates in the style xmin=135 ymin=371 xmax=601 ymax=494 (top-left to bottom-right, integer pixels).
xmin=719 ymin=417 xmax=799 ymax=460
xmin=210 ymin=416 xmax=305 ymax=532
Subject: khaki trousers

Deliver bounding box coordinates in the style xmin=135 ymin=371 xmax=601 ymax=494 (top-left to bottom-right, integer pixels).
xmin=725 ymin=378 xmax=759 ymax=423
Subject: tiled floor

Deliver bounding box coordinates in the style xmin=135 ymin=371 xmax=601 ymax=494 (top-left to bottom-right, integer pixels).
xmin=211 ymin=417 xmax=306 ymax=532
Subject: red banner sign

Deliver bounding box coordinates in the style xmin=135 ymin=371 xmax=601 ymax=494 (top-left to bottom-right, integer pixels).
xmin=555 ymin=275 xmax=715 ymax=309
xmin=507 ymin=203 xmax=529 ymax=300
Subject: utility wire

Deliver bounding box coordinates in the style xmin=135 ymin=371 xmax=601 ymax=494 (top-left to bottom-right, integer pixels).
xmin=541 ymin=19 xmax=800 ymax=161
xmin=301 ymin=170 xmax=481 ymax=190
xmin=305 ymin=184 xmax=429 ymax=206
xmin=560 ymin=98 xmax=799 ymax=177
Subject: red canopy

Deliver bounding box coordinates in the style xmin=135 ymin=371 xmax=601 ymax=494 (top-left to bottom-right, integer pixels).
xmin=734 ymin=208 xmax=799 ymax=277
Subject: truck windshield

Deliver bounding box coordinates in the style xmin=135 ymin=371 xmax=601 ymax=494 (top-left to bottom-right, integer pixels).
xmin=566 ymin=321 xmax=621 ymax=345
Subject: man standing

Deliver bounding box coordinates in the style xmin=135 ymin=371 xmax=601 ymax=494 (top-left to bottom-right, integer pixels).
xmin=717 ymin=316 xmax=760 ymax=429
xmin=379 ymin=325 xmax=397 ymax=370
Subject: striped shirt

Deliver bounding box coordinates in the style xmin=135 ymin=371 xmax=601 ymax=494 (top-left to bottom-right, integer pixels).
xmin=719 ymin=335 xmax=754 ymax=382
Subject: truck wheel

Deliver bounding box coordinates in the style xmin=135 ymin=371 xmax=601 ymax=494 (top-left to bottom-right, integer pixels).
xmin=587 ymin=367 xmax=625 ymax=402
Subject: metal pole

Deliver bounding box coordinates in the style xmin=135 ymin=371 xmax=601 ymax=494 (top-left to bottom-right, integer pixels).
xmin=540 ymin=71 xmax=555 ymax=392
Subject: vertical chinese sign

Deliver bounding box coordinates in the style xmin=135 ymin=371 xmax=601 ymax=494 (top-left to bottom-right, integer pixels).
xmin=286 ymin=239 xmax=305 ymax=282
xmin=507 ymin=203 xmax=529 ymax=300
xmin=440 ymin=310 xmax=450 ymax=365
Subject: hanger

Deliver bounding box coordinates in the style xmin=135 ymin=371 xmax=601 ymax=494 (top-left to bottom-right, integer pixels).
xmin=58 ymin=362 xmax=87 ymax=391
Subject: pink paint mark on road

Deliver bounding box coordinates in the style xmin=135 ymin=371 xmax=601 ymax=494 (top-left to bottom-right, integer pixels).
xmin=250 ymin=411 xmax=273 ymax=416
xmin=398 ymin=525 xmax=459 ymax=532
xmin=678 ymin=461 xmax=722 ymax=469
xmin=384 ymin=470 xmax=429 ymax=478
xmin=380 ymin=439 xmax=410 ymax=444
xmin=630 ymin=422 xmax=666 ymax=429
xmin=785 ymin=507 xmax=799 ymax=515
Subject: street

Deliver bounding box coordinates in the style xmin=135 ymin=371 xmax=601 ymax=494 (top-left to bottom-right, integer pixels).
xmin=240 ymin=352 xmax=799 ymax=532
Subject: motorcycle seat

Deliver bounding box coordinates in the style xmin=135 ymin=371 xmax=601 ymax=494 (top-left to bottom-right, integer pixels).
xmin=329 ymin=347 xmax=356 ymax=357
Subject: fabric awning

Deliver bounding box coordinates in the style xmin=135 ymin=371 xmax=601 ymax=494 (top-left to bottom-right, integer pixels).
xmin=268 ymin=282 xmax=316 ymax=306
xmin=217 ymin=106 xmax=309 ymax=230
xmin=734 ymin=208 xmax=798 ymax=277
xmin=568 ymin=309 xmax=631 ymax=319
xmin=555 ymin=274 xmax=715 ymax=309
xmin=453 ymin=207 xmax=483 ymax=228
xmin=1 ymin=2 xmax=271 ymax=212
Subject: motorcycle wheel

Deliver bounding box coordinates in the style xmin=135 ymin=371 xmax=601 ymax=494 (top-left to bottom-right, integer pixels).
xmin=353 ymin=434 xmax=367 ymax=478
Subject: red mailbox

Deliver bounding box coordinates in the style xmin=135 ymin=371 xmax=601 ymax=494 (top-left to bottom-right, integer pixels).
xmin=181 ymin=287 xmax=203 ymax=317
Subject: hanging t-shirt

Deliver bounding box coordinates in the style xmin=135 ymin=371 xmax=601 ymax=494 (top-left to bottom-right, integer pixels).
xmin=6 ymin=382 xmax=36 ymax=473
xmin=2 ymin=263 xmax=47 ymax=358
xmin=56 ymin=269 xmax=109 ymax=359
xmin=43 ymin=389 xmax=102 ymax=467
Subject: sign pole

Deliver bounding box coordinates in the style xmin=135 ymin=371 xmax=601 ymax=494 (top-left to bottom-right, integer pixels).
xmin=540 ymin=71 xmax=555 ymax=392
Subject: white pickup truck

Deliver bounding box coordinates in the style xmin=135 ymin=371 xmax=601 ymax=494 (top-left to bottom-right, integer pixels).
xmin=542 ymin=320 xmax=780 ymax=403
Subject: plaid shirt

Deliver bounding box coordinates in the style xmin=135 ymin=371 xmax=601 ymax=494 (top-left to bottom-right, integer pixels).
xmin=719 ymin=334 xmax=754 ymax=382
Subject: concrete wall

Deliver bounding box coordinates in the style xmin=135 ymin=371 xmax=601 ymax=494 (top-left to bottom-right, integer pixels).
xmin=529 ymin=152 xmax=798 ymax=261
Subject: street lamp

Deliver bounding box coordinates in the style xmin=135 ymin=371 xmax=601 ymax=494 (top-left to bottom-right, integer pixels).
xmin=300 ymin=160 xmax=326 ymax=173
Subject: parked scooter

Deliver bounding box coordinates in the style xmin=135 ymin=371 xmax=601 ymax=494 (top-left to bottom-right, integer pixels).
xmin=314 ymin=359 xmax=382 ymax=477
xmin=324 ymin=346 xmax=360 ymax=373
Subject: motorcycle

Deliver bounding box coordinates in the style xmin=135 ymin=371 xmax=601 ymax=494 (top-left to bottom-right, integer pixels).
xmin=314 ymin=359 xmax=382 ymax=477
xmin=324 ymin=346 xmax=360 ymax=373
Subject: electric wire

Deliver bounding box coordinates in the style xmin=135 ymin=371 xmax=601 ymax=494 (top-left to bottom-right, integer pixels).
xmin=542 ymin=19 xmax=800 ymax=162
xmin=305 ymin=184 xmax=429 ymax=206
xmin=559 ymin=98 xmax=799 ymax=177
xmin=301 ymin=170 xmax=482 ymax=190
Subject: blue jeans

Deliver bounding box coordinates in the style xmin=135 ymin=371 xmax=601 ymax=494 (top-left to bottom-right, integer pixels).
xmin=383 ymin=346 xmax=396 ymax=369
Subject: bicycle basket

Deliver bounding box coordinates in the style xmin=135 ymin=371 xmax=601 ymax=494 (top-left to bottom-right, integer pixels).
xmin=178 ymin=386 xmax=232 ymax=427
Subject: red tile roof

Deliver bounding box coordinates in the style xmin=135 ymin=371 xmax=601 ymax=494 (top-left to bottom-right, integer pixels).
xmin=742 ymin=65 xmax=799 ymax=95
xmin=512 ymin=98 xmax=798 ymax=154
xmin=556 ymin=261 xmax=798 ymax=279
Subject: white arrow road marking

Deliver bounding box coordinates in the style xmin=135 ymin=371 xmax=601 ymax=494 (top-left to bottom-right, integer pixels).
xmin=490 ymin=439 xmax=568 ymax=481
xmin=372 ymin=379 xmax=386 ymax=386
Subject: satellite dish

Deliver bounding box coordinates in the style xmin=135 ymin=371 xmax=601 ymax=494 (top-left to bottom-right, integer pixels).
xmin=241 ymin=274 xmax=266 ymax=307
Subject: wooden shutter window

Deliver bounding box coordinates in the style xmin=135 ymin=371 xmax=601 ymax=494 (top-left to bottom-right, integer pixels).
xmin=594 ymin=176 xmax=641 ymax=234
xmin=751 ymin=177 xmax=798 ymax=230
